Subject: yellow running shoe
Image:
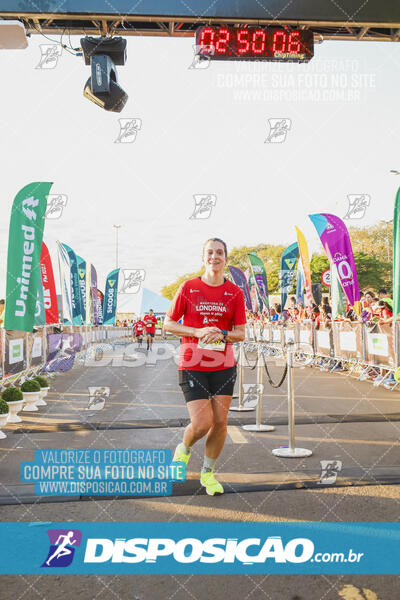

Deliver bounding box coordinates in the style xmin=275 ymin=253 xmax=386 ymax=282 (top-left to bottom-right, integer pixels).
xmin=172 ymin=443 xmax=191 ymax=465
xmin=200 ymin=470 xmax=224 ymax=496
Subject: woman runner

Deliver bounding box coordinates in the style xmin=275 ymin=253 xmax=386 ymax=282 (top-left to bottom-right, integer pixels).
xmin=164 ymin=238 xmax=246 ymax=496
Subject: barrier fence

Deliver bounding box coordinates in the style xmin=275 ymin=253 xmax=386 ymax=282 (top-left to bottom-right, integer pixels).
xmin=246 ymin=321 xmax=399 ymax=371
xmin=0 ymin=325 xmax=132 ymax=384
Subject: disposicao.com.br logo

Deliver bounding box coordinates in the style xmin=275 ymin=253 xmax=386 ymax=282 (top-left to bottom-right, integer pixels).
xmin=82 ymin=536 xmax=363 ymax=566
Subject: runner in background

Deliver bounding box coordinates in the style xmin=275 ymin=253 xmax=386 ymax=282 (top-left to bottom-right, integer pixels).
xmin=134 ymin=316 xmax=145 ymax=347
xmin=143 ymin=309 xmax=157 ymax=351
xmin=164 ymin=238 xmax=246 ymax=496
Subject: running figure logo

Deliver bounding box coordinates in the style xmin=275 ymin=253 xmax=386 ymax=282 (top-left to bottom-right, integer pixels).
xmin=265 ymin=119 xmax=291 ymax=143
xmin=86 ymin=387 xmax=110 ymax=411
xmin=120 ymin=269 xmax=146 ymax=294
xmin=318 ymin=460 xmax=342 ymax=485
xmin=115 ymin=118 xmax=142 ymax=143
xmin=243 ymin=383 xmax=263 ymax=409
xmin=343 ymin=194 xmax=370 ymax=220
xmin=188 ymin=44 xmax=215 ymax=69
xmin=44 ymin=194 xmax=68 ymax=219
xmin=189 ymin=195 xmax=217 ymax=219
xmin=36 ymin=44 xmax=62 ymax=69
xmin=42 ymin=529 xmax=82 ymax=567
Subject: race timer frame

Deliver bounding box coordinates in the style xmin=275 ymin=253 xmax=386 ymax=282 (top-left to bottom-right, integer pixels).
xmin=196 ymin=25 xmax=314 ymax=62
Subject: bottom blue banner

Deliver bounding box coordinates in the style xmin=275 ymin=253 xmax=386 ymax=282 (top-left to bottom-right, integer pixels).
xmin=0 ymin=522 xmax=399 ymax=574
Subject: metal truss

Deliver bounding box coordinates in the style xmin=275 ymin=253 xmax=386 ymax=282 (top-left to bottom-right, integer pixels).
xmin=0 ymin=12 xmax=400 ymax=43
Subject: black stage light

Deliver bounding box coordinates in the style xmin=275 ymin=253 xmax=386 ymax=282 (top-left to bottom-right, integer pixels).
xmin=81 ymin=36 xmax=128 ymax=113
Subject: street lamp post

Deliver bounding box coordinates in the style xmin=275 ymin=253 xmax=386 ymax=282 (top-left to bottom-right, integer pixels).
xmin=113 ymin=225 xmax=121 ymax=269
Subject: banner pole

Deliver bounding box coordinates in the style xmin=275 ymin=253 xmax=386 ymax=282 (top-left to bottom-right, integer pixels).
xmin=242 ymin=343 xmax=275 ymax=432
xmin=272 ymin=348 xmax=312 ymax=458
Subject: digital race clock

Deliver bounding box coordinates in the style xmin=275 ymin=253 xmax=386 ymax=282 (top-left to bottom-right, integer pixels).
xmin=196 ymin=26 xmax=314 ymax=62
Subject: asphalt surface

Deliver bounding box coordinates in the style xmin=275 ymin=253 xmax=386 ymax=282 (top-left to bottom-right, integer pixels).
xmin=1 ymin=339 xmax=399 ymax=599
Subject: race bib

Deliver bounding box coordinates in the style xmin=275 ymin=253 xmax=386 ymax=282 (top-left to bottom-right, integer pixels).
xmin=198 ymin=339 xmax=226 ymax=351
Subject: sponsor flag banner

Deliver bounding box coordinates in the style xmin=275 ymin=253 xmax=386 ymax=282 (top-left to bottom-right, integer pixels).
xmin=280 ymin=242 xmax=299 ymax=309
xmin=62 ymin=244 xmax=83 ymax=325
xmin=4 ymin=182 xmax=51 ymax=332
xmin=103 ymin=269 xmax=120 ymax=325
xmin=76 ymin=255 xmax=87 ymax=323
xmin=96 ymin=290 xmax=104 ymax=325
xmin=34 ymin=270 xmax=46 ymax=326
xmin=309 ymin=213 xmax=361 ymax=314
xmin=0 ymin=522 xmax=400 ymax=574
xmin=85 ymin=262 xmax=93 ymax=325
xmin=40 ymin=242 xmax=59 ymax=324
xmin=91 ymin=265 xmax=99 ymax=325
xmin=228 ymin=266 xmax=252 ymax=311
xmin=248 ymin=253 xmax=269 ymax=309
xmin=296 ymin=262 xmax=305 ymax=305
xmin=295 ymin=227 xmax=314 ymax=311
xmin=393 ymin=188 xmax=400 ymax=320
xmin=57 ymin=242 xmax=73 ymax=325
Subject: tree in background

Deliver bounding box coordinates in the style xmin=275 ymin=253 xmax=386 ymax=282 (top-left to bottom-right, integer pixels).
xmin=161 ymin=223 xmax=393 ymax=298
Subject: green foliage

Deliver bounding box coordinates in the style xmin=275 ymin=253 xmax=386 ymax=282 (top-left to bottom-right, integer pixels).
xmin=33 ymin=376 xmax=49 ymax=388
xmin=353 ymin=252 xmax=391 ymax=292
xmin=161 ymin=232 xmax=393 ymax=298
xmin=21 ymin=380 xmax=41 ymax=393
xmin=161 ymin=269 xmax=203 ymax=300
xmin=1 ymin=387 xmax=23 ymax=403
xmin=0 ymin=398 xmax=9 ymax=414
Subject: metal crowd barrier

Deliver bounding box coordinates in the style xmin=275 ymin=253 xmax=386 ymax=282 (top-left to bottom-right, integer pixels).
xmin=243 ymin=320 xmax=400 ymax=389
xmin=0 ymin=325 xmax=132 ymax=384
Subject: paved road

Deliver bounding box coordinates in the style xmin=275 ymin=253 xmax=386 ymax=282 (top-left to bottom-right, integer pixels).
xmin=0 ymin=340 xmax=399 ymax=599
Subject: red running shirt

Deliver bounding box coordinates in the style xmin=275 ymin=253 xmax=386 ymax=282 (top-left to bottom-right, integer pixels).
xmin=167 ymin=277 xmax=247 ymax=371
xmin=143 ymin=314 xmax=157 ymax=333
xmin=135 ymin=320 xmax=144 ymax=335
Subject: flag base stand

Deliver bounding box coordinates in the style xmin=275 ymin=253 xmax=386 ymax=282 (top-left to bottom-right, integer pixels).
xmin=272 ymin=447 xmax=312 ymax=458
xmin=242 ymin=424 xmax=275 ymax=432
xmin=229 ymin=405 xmax=255 ymax=412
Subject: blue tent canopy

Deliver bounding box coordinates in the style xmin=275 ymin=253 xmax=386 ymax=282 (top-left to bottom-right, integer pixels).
xmin=140 ymin=288 xmax=170 ymax=315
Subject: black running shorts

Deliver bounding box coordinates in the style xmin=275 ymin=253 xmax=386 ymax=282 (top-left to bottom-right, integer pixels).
xmin=146 ymin=332 xmax=155 ymax=338
xmin=178 ymin=366 xmax=237 ymax=403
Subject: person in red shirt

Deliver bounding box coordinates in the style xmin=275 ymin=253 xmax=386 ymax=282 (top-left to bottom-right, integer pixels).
xmin=143 ymin=309 xmax=158 ymax=351
xmin=134 ymin=317 xmax=145 ymax=346
xmin=164 ymin=238 xmax=246 ymax=496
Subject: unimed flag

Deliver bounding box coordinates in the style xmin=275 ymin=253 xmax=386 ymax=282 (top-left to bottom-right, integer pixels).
xmin=4 ymin=182 xmax=51 ymax=332
xmin=103 ymin=269 xmax=120 ymax=325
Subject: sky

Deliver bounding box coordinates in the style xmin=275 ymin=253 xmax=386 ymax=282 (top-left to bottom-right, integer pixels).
xmin=1 ymin=30 xmax=400 ymax=304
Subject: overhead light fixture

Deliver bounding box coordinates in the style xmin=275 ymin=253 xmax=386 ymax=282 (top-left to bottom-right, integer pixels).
xmin=0 ymin=20 xmax=28 ymax=49
xmin=81 ymin=36 xmax=128 ymax=113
